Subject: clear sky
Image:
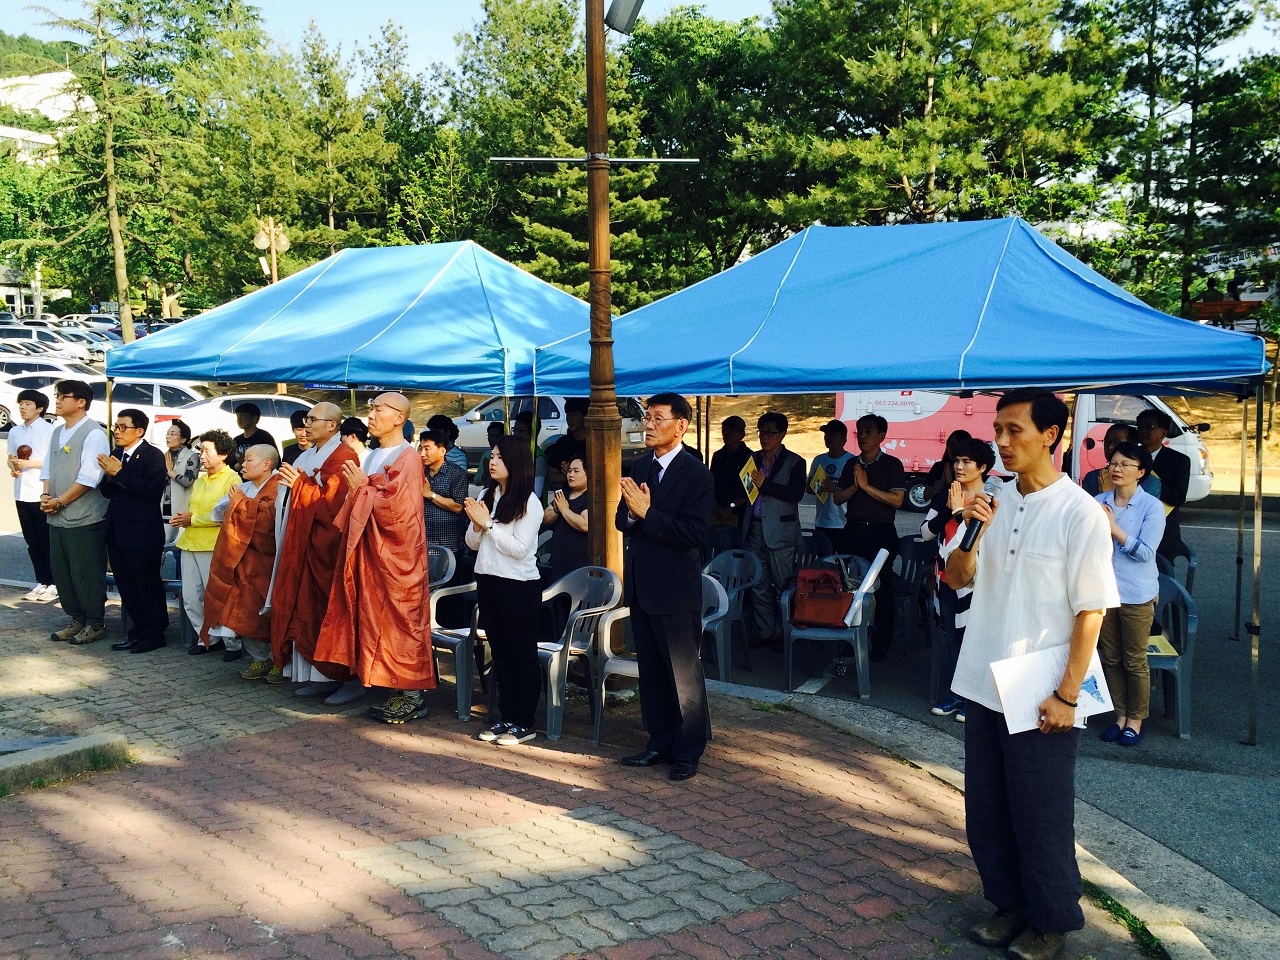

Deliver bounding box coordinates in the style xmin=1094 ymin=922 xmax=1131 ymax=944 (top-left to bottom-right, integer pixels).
xmin=12 ymin=1 xmax=776 ymax=76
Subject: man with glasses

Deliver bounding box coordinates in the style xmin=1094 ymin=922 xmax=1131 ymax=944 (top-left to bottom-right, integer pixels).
xmin=1134 ymin=409 xmax=1190 ymax=561
xmin=98 ymin=408 xmax=170 ymax=653
xmin=832 ymin=413 xmax=907 ymax=661
xmin=617 ymin=393 xmax=714 ymax=782
xmin=40 ymin=381 xmax=110 ymax=645
xmin=742 ymin=412 xmax=806 ymax=649
xmin=267 ymin=402 xmax=360 ymax=700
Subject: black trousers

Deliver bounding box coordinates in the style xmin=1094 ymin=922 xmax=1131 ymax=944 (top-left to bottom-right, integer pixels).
xmin=844 ymin=520 xmax=898 ymax=651
xmin=15 ymin=499 xmax=52 ymax=585
xmin=964 ymin=702 xmax=1085 ymax=934
xmin=476 ymin=574 xmax=543 ymax=729
xmin=631 ymin=599 xmax=708 ymax=763
xmin=107 ymin=531 xmax=169 ymax=646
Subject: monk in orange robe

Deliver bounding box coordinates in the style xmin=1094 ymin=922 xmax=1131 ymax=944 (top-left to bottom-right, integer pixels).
xmin=201 ymin=444 xmax=282 ymax=677
xmin=266 ymin=402 xmax=360 ymax=697
xmin=315 ymin=393 xmax=435 ymax=722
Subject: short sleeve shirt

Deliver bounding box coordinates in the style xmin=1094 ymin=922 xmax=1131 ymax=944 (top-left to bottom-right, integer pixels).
xmin=949 ymin=475 xmax=1119 ymax=711
xmin=839 ymin=449 xmax=907 ymax=525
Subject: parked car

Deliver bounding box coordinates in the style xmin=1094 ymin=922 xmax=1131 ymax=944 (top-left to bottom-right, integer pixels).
xmin=62 ymin=314 xmax=119 ymax=332
xmin=0 ymin=372 xmax=104 ymax=429
xmin=452 ymin=395 xmax=648 ymax=467
xmin=175 ymin=393 xmax=316 ymax=448
xmin=0 ymin=312 xmax=17 ymax=323
xmin=0 ymin=325 xmax=98 ymax=363
xmin=0 ymin=357 xmax=101 ymax=379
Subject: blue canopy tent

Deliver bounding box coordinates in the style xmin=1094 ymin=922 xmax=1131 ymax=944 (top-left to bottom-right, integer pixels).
xmin=531 ymin=218 xmax=1267 ymax=396
xmin=106 ymin=242 xmax=590 ymax=394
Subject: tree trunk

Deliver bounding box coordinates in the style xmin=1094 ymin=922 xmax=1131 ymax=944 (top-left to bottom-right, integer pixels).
xmin=99 ymin=27 xmax=133 ymax=344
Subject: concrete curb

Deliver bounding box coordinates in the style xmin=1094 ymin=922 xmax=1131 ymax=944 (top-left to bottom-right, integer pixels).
xmin=0 ymin=732 xmax=130 ymax=794
xmin=707 ymin=685 xmax=1219 ymax=960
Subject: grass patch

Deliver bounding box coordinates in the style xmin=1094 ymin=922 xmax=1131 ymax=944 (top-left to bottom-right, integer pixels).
xmin=750 ymin=700 xmax=793 ymax=713
xmin=1082 ymin=879 xmax=1163 ymax=958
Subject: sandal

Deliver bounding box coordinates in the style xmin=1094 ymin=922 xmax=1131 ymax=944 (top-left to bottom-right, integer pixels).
xmin=1120 ymin=726 xmax=1144 ymax=747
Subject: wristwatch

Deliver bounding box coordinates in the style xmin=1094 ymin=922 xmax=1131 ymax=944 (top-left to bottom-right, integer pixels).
xmin=427 ymin=490 xmax=436 ymax=502
xmin=485 ymin=520 xmax=494 ymax=531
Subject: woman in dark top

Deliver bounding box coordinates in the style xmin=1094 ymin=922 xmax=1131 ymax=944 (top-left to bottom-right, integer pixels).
xmin=543 ymin=455 xmax=589 ymax=582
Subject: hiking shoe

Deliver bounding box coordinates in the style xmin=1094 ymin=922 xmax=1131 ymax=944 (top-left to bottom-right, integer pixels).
xmin=1007 ymin=928 xmax=1067 ymax=960
xmin=264 ymin=666 xmax=285 ymax=684
xmin=50 ymin=619 xmax=85 ymax=642
xmin=240 ymin=660 xmax=274 ymax=681
xmin=932 ymin=694 xmax=964 ymax=717
xmin=496 ymin=726 xmax=536 ymax=746
xmin=478 ymin=722 xmax=511 ymax=742
xmin=70 ymin=624 xmax=106 ymax=646
xmin=969 ymin=908 xmax=1027 ymax=948
xmin=379 ymin=692 xmax=429 ymax=724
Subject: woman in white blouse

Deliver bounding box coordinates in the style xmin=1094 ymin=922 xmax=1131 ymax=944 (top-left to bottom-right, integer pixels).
xmin=163 ymin=420 xmax=200 ymax=544
xmin=464 ymin=435 xmax=544 ymax=747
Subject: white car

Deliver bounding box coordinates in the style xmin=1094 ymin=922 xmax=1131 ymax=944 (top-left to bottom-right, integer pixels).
xmin=175 ymin=393 xmax=316 ymax=448
xmin=62 ymin=314 xmax=119 ymax=332
xmin=0 ymin=371 xmax=105 ymax=429
xmin=452 ymin=395 xmax=648 ymax=465
xmin=0 ymin=325 xmax=98 ymax=364
xmin=0 ymin=373 xmax=210 ymax=441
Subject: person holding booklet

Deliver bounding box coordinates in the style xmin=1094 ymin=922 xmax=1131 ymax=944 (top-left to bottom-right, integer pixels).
xmin=943 ymin=388 xmax=1118 ymax=960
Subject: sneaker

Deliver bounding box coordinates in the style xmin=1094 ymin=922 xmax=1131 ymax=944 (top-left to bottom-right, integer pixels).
xmin=70 ymin=623 xmax=106 ymax=646
xmin=240 ymin=660 xmax=274 ymax=681
xmin=50 ymin=619 xmax=85 ymax=642
xmin=478 ymin=722 xmax=511 ymax=742
xmin=22 ymin=585 xmax=44 ymax=601
xmin=264 ymin=666 xmax=285 ymax=684
xmin=931 ymin=694 xmax=964 ymax=717
xmin=37 ymin=584 xmax=58 ymax=602
xmin=969 ymin=908 xmax=1027 ymax=948
xmin=496 ymin=725 xmax=536 ymax=746
xmin=1007 ymin=928 xmax=1067 ymax=960
xmin=955 ymin=705 xmax=965 ymax=723
xmin=379 ymin=692 xmax=429 ymax=724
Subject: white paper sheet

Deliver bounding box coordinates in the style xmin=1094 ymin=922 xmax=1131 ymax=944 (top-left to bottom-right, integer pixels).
xmin=990 ymin=645 xmax=1113 ymax=735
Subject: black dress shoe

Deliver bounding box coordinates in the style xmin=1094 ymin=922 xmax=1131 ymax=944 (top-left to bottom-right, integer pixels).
xmin=619 ymin=750 xmax=672 ymax=767
xmin=130 ymin=639 xmax=166 ymax=654
xmin=669 ymin=760 xmax=699 ymax=781
xmin=110 ymin=639 xmax=136 ymax=651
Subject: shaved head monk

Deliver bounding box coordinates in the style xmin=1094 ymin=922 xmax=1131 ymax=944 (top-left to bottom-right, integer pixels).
xmin=202 ymin=444 xmax=283 ymax=677
xmin=266 ymin=400 xmax=361 ymax=701
xmin=315 ymin=392 xmax=436 ymax=721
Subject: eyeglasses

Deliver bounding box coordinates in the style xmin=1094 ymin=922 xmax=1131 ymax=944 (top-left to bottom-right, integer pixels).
xmin=304 ymin=416 xmax=336 ymax=425
xmin=112 ymin=423 xmax=141 ymax=432
xmin=1109 ymin=459 xmax=1141 ymax=470
xmin=757 ymin=429 xmax=782 ymax=437
xmin=643 ymin=415 xmax=680 ymax=425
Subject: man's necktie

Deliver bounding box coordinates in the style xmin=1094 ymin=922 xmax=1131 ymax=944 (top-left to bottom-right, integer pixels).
xmin=120 ymin=452 xmax=129 ymax=466
xmin=647 ymin=456 xmax=661 ymax=489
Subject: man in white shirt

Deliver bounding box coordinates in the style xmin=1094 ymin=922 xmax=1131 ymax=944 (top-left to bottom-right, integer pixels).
xmin=945 ymin=388 xmax=1118 ymax=960
xmin=40 ymin=380 xmax=111 ymax=645
xmin=8 ymin=388 xmax=56 ymax=601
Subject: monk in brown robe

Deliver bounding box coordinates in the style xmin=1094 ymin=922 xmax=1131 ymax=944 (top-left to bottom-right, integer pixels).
xmin=200 ymin=444 xmax=282 ymax=679
xmin=315 ymin=393 xmax=435 ymax=722
xmin=266 ymin=401 xmax=360 ymax=699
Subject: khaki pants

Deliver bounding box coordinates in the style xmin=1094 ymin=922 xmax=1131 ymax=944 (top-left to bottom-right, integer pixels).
xmin=1099 ymin=600 xmax=1156 ymax=721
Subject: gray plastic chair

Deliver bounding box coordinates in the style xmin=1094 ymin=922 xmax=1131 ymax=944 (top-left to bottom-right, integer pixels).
xmin=537 ymin=566 xmax=622 ymax=741
xmin=780 ymin=550 xmax=887 ymax=698
xmin=1155 ymin=538 xmax=1197 ymax=595
xmin=893 ymin=534 xmax=936 ymax=648
xmin=429 ymin=547 xmax=480 ymax=721
xmin=110 ymin=543 xmax=191 ymax=646
xmin=591 ymin=573 xmax=725 ymax=747
xmin=427 ymin=544 xmax=456 ymax=587
xmin=1149 ymin=574 xmax=1198 ymax=739
xmin=702 ymin=549 xmax=762 ymax=681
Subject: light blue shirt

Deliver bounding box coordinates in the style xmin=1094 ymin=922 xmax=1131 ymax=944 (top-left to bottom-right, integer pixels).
xmin=810 ymin=452 xmax=853 ymax=529
xmin=1096 ymin=486 xmax=1165 ymax=604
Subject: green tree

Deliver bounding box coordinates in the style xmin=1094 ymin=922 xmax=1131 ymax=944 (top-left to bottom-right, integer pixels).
xmin=748 ymin=0 xmax=1103 ymax=227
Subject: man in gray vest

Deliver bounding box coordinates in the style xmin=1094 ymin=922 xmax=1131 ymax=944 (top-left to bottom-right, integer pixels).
xmin=40 ymin=380 xmax=110 ymax=645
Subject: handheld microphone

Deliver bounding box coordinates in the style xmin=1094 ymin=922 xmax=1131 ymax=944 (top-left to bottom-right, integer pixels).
xmin=960 ymin=476 xmax=1004 ymax=552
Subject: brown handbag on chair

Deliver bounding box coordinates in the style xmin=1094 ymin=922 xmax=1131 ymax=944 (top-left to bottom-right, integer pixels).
xmin=791 ymin=566 xmax=854 ymax=629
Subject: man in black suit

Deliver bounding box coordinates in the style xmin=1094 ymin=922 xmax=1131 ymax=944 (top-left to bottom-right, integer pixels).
xmin=1136 ymin=409 xmax=1191 ymax=561
xmin=97 ymin=408 xmax=170 ymax=653
xmin=616 ymin=393 xmax=714 ymax=781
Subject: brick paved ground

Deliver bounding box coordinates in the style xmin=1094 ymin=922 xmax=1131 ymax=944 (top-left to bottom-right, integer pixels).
xmin=0 ymin=589 xmax=1146 ymax=959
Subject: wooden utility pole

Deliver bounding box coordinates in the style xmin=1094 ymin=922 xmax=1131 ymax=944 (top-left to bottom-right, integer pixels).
xmin=584 ymin=0 xmax=623 ymax=575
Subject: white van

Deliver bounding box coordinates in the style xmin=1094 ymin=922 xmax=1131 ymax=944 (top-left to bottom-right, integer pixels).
xmin=836 ymin=390 xmax=1213 ymax=509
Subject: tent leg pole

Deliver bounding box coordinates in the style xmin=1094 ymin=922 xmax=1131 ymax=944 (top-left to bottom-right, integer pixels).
xmin=1244 ymin=379 xmax=1264 ymax=746
xmin=1232 ymin=393 xmax=1247 ymax=641
xmin=706 ymin=396 xmax=713 ymax=461
xmin=350 ymin=387 xmax=357 ymax=418
xmin=695 ymin=397 xmax=702 ymax=455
